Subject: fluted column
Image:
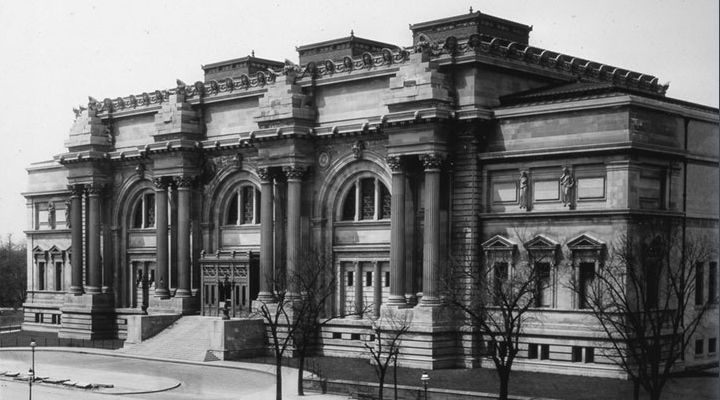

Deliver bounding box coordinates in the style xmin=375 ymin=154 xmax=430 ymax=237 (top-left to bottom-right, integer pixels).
xmin=283 ymin=165 xmax=306 ymax=298
xmin=85 ymin=184 xmax=103 ymax=294
xmin=154 ymin=178 xmax=170 ymax=298
xmin=69 ymin=185 xmax=84 ymax=295
xmin=257 ymin=168 xmax=275 ymax=302
xmin=387 ymin=155 xmax=406 ymax=305
xmin=420 ymin=153 xmax=443 ymax=306
xmin=174 ymin=176 xmax=193 ymax=297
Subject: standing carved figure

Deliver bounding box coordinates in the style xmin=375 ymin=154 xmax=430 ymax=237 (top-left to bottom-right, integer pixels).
xmin=519 ymin=171 xmax=529 ymax=210
xmin=65 ymin=199 xmax=71 ymax=228
xmin=560 ymin=167 xmax=575 ymax=207
xmin=47 ymin=202 xmax=56 ymax=229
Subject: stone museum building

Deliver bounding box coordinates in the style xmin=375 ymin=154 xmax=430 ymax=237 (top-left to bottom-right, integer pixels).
xmin=23 ymin=11 xmax=718 ymax=377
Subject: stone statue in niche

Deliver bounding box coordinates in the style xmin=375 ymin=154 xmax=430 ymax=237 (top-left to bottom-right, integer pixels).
xmin=519 ymin=171 xmax=529 ymax=210
xmin=64 ymin=199 xmax=71 ymax=228
xmin=560 ymin=166 xmax=575 ymax=208
xmin=47 ymin=202 xmax=56 ymax=229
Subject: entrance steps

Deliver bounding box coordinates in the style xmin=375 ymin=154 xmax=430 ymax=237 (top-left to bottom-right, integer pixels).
xmin=117 ymin=315 xmax=215 ymax=362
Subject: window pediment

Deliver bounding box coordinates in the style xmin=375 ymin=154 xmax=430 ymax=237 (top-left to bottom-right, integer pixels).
xmin=567 ymin=234 xmax=604 ymax=252
xmin=481 ymin=235 xmax=518 ymax=252
xmin=524 ymin=234 xmax=560 ymax=251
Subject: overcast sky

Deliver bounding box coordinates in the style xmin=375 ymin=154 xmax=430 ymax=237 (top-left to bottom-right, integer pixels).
xmin=0 ymin=0 xmax=717 ymax=241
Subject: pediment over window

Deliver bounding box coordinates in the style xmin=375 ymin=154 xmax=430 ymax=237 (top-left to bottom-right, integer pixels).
xmin=47 ymin=245 xmax=65 ymax=261
xmin=567 ymin=234 xmax=605 ymax=252
xmin=524 ymin=234 xmax=560 ymax=251
xmin=481 ymin=235 xmax=518 ymax=251
xmin=32 ymin=245 xmax=46 ymax=260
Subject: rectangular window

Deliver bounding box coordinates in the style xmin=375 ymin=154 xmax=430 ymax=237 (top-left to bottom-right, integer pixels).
xmin=493 ymin=262 xmax=509 ymax=305
xmin=577 ymin=177 xmax=606 ymax=199
xmin=241 ymin=186 xmax=255 ymax=224
xmin=578 ymin=262 xmax=595 ymax=309
xmin=34 ymin=313 xmax=41 ymax=323
xmin=38 ymin=262 xmax=46 ymax=291
xmin=639 ymin=173 xmax=664 ymax=210
xmin=55 ymin=262 xmax=63 ymax=291
xmin=365 ymin=271 xmax=372 ymax=287
xmin=528 ymin=343 xmax=538 ymax=359
xmin=384 ymin=271 xmax=390 ymax=287
xmin=696 ymin=262 xmax=705 ymax=305
xmin=695 ymin=339 xmax=704 ymax=355
xmin=540 ymin=344 xmax=550 ymax=360
xmin=572 ymin=346 xmax=582 ymax=362
xmin=360 ymin=179 xmax=375 ymax=220
xmin=709 ymin=338 xmax=717 ymax=354
xmin=585 ymin=347 xmax=595 ymax=363
xmin=332 ymin=332 xmax=341 ymax=339
xmin=709 ymin=262 xmax=717 ymax=304
xmin=535 ymin=262 xmax=551 ymax=307
xmin=350 ymin=333 xmax=361 ymax=340
xmin=347 ymin=271 xmax=354 ymax=287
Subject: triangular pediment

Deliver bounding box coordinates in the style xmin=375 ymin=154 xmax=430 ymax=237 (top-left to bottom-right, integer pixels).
xmin=47 ymin=245 xmax=63 ymax=254
xmin=567 ymin=234 xmax=604 ymax=251
xmin=524 ymin=234 xmax=559 ymax=250
xmin=32 ymin=245 xmax=45 ymax=255
xmin=481 ymin=235 xmax=517 ymax=251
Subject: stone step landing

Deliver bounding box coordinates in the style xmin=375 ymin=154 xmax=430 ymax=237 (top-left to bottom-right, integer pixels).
xmin=117 ymin=315 xmax=214 ymax=362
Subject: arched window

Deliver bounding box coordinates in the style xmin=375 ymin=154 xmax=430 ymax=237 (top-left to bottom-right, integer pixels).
xmin=225 ymin=185 xmax=260 ymax=225
xmin=131 ymin=193 xmax=155 ymax=229
xmin=340 ymin=177 xmax=390 ymax=221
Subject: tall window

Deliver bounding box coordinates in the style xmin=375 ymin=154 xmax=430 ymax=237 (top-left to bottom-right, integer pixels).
xmin=341 ymin=177 xmax=391 ymax=221
xmin=38 ymin=262 xmax=46 ymax=291
xmin=226 ymin=185 xmax=260 ymax=225
xmin=578 ymin=262 xmax=594 ymax=309
xmin=695 ymin=262 xmax=705 ymax=305
xmin=132 ymin=193 xmax=156 ymax=228
xmin=534 ymin=262 xmax=551 ymax=307
xmin=55 ymin=262 xmax=63 ymax=291
xmin=709 ymin=262 xmax=717 ymax=304
xmin=493 ymin=262 xmax=509 ymax=305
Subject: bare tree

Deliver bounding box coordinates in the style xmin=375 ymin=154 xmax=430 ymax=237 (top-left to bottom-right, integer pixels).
xmin=442 ymin=244 xmax=545 ymax=400
xmin=576 ymin=221 xmax=716 ymax=400
xmin=0 ymin=235 xmax=26 ymax=308
xmin=364 ymin=308 xmax=411 ymax=400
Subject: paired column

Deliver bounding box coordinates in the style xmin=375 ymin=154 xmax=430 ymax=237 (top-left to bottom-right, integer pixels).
xmin=175 ymin=176 xmax=193 ymax=297
xmin=387 ymin=155 xmax=406 ymax=305
xmin=283 ymin=165 xmax=306 ymax=297
xmin=69 ymin=185 xmax=84 ymax=295
xmin=257 ymin=168 xmax=275 ymax=302
xmin=420 ymin=153 xmax=443 ymax=307
xmin=154 ymin=178 xmax=170 ymax=298
xmin=85 ymin=184 xmax=103 ymax=294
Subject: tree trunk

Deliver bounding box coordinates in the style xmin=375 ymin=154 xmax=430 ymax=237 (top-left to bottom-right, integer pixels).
xmin=297 ymin=353 xmax=305 ymax=396
xmin=633 ymin=380 xmax=640 ymax=400
xmin=393 ymin=356 xmax=398 ymax=400
xmin=378 ymin=372 xmax=385 ymax=400
xmin=276 ymin=354 xmax=283 ymax=400
xmin=498 ymin=367 xmax=510 ymax=400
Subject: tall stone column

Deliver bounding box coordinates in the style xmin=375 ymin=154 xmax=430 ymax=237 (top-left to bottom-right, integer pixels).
xmin=283 ymin=165 xmax=305 ymax=297
xmin=85 ymin=184 xmax=103 ymax=294
xmin=387 ymin=155 xmax=406 ymax=305
xmin=257 ymin=168 xmax=275 ymax=302
xmin=353 ymin=261 xmax=363 ymax=318
xmin=154 ymin=178 xmax=170 ymax=298
xmin=174 ymin=176 xmax=193 ymax=297
xmin=373 ymin=261 xmax=382 ymax=316
xmin=69 ymin=185 xmax=84 ymax=295
xmin=420 ymin=153 xmax=442 ymax=307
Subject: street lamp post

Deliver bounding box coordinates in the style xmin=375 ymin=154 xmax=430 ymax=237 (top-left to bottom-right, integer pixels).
xmin=29 ymin=339 xmax=36 ymax=400
xmin=420 ymin=371 xmax=430 ymax=400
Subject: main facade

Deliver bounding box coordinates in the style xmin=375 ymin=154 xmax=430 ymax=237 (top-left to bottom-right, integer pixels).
xmin=24 ymin=11 xmax=718 ymax=377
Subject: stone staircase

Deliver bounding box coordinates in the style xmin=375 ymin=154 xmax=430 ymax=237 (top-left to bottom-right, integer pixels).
xmin=117 ymin=316 xmax=215 ymax=362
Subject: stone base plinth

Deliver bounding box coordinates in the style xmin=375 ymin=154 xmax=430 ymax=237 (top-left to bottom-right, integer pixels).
xmin=124 ymin=314 xmax=181 ymax=344
xmin=147 ymin=296 xmax=198 ymax=315
xmin=58 ymin=293 xmax=116 ymax=340
xmin=207 ymin=318 xmax=267 ymax=360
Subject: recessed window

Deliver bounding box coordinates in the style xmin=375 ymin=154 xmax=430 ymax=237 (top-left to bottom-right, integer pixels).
xmin=38 ymin=262 xmax=46 ymax=291
xmin=226 ymin=185 xmax=260 ymax=225
xmin=493 ymin=262 xmax=509 ymax=305
xmin=585 ymin=347 xmax=594 ymax=363
xmin=572 ymin=346 xmax=582 ymax=362
xmin=528 ymin=343 xmax=539 ymax=359
xmin=695 ymin=339 xmax=704 ymax=355
xmin=695 ymin=262 xmax=705 ymax=305
xmin=708 ymin=338 xmax=716 ymax=354
xmin=578 ymin=262 xmax=595 ymax=309
xmin=534 ymin=262 xmax=551 ymax=307
xmin=332 ymin=332 xmax=342 ymax=339
xmin=350 ymin=333 xmax=360 ymax=340
xmin=708 ymin=262 xmax=717 ymax=304
xmin=540 ymin=344 xmax=550 ymax=360
xmin=341 ymin=178 xmax=391 ymax=221
xmin=365 ymin=271 xmax=372 ymax=287
xmin=132 ymin=193 xmax=156 ymax=229
xmin=384 ymin=271 xmax=390 ymax=287
xmin=347 ymin=271 xmax=354 ymax=287
xmin=55 ymin=262 xmax=63 ymax=291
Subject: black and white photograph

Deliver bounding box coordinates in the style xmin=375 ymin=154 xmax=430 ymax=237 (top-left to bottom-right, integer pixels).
xmin=0 ymin=1 xmax=717 ymax=399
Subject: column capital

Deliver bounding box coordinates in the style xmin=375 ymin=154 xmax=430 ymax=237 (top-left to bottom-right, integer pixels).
xmin=68 ymin=184 xmax=84 ymax=197
xmin=421 ymin=153 xmax=444 ymax=170
xmin=173 ymin=175 xmax=195 ymax=188
xmin=386 ymin=155 xmax=403 ymax=172
xmin=257 ymin=167 xmax=272 ymax=183
xmin=282 ymin=165 xmax=307 ymax=181
xmin=153 ymin=177 xmax=170 ymax=190
xmin=84 ymin=183 xmax=106 ymax=196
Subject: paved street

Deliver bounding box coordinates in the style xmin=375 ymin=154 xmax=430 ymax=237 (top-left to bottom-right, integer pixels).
xmin=0 ymin=349 xmax=344 ymax=399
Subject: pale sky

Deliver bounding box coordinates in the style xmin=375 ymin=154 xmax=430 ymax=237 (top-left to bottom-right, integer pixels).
xmin=0 ymin=0 xmax=717 ymax=241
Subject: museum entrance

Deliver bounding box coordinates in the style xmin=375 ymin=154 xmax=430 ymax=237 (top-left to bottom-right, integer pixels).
xmin=200 ymin=251 xmax=259 ymax=317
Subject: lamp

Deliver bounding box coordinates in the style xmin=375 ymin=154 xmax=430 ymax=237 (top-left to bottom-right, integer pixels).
xmin=29 ymin=339 xmax=37 ymax=400
xmin=420 ymin=371 xmax=430 ymax=400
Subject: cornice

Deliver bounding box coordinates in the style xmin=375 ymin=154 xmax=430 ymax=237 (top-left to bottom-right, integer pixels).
xmin=480 ymin=209 xmax=686 ymax=220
